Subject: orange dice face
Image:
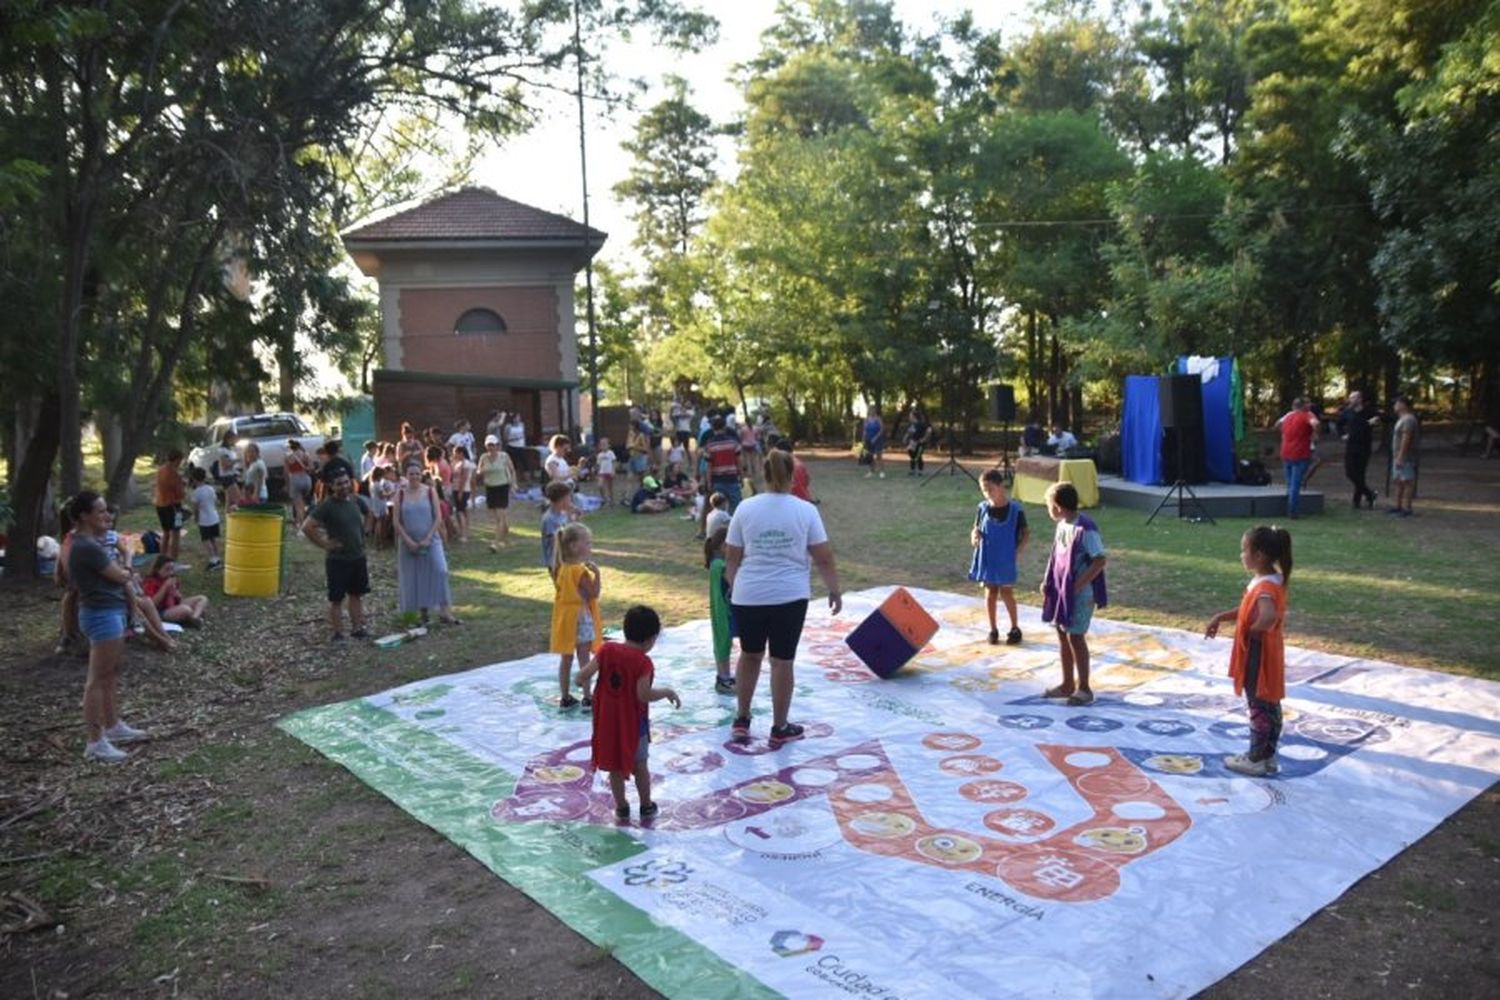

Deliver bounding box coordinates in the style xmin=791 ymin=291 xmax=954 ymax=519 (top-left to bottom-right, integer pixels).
xmin=878 ymin=588 xmax=939 ymax=649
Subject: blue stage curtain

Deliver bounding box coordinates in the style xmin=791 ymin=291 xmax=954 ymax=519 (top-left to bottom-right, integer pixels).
xmin=1176 ymin=356 xmax=1235 ymax=483
xmin=1122 ymin=375 xmax=1163 ymax=484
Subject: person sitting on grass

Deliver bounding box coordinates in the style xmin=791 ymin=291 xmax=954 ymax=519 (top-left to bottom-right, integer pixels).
xmin=142 ymin=555 xmax=210 ymax=628
xmin=629 ymin=475 xmax=672 ymax=514
xmin=576 ymin=604 xmax=680 ymax=822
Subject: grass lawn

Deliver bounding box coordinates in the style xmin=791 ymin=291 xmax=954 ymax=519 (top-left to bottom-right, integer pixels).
xmin=2 ymin=442 xmax=1497 ymax=998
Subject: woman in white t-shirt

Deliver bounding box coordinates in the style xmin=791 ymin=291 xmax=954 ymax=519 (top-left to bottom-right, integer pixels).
xmin=724 ymin=450 xmax=842 ymax=749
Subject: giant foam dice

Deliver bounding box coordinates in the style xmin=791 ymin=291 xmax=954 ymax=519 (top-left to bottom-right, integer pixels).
xmin=844 ymin=587 xmax=940 ymax=678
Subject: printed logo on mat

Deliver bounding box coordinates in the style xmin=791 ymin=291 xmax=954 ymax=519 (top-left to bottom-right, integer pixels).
xmin=621 ymin=858 xmax=693 ymax=889
xmin=770 ymin=929 xmax=824 ymax=958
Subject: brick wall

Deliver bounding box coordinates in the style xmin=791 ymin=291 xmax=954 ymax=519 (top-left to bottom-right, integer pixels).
xmin=397 ymin=286 xmax=561 ymax=379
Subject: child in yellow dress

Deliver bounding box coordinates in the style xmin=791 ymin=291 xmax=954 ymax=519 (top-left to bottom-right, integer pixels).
xmin=550 ymin=522 xmax=603 ymax=709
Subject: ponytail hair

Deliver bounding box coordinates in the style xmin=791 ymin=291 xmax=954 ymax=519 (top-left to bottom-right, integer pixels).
xmin=1245 ymin=525 xmax=1294 ymax=583
xmin=764 ymin=449 xmax=794 ymax=493
xmin=704 ymin=526 xmax=728 ymax=568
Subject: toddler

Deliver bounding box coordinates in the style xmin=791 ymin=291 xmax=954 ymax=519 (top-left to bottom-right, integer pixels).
xmin=705 ymin=528 xmax=736 ymax=694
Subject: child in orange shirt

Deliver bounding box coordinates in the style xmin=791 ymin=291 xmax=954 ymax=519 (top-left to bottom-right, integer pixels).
xmin=1205 ymin=525 xmax=1293 ymax=777
xmin=576 ymin=605 xmax=680 ymax=821
xmin=549 ymin=522 xmax=602 ymax=709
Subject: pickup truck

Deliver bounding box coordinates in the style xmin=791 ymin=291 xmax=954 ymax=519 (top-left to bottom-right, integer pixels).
xmin=188 ymin=413 xmax=326 ymax=498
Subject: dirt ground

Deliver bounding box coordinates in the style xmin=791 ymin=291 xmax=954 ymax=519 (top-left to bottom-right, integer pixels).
xmin=2 ymin=438 xmax=1497 ymax=998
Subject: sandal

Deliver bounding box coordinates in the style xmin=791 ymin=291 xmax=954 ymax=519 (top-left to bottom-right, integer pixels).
xmin=559 ymin=695 xmax=580 ymax=709
xmin=1043 ymin=684 xmax=1074 ymax=699
xmin=639 ymin=802 xmax=659 ymax=820
xmin=1066 ymin=689 xmax=1095 ymax=707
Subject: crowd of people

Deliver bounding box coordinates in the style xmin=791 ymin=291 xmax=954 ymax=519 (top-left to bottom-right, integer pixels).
xmin=67 ymin=391 xmax=1321 ymax=784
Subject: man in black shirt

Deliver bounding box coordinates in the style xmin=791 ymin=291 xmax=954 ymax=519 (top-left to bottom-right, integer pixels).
xmin=1338 ymin=390 xmax=1381 ymax=509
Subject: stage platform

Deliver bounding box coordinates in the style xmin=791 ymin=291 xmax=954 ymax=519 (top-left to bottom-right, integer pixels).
xmin=1097 ymin=474 xmax=1323 ymax=518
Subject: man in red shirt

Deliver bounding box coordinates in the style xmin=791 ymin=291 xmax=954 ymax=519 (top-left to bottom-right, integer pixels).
xmin=703 ymin=414 xmax=743 ymax=511
xmin=1275 ymin=397 xmax=1319 ymax=518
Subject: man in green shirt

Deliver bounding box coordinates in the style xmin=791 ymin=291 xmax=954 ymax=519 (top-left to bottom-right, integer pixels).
xmin=303 ymin=469 xmax=374 ymax=641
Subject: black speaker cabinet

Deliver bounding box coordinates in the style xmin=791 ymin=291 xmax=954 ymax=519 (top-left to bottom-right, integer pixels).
xmin=988 ymin=384 xmax=1017 ymax=422
xmin=1158 ymin=374 xmax=1203 ymax=430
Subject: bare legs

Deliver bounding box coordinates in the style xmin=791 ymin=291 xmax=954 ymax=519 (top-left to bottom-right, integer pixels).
xmin=608 ymin=761 xmax=652 ymax=813
xmin=1055 ymin=628 xmax=1091 ymax=696
xmin=83 ymin=637 xmax=124 ymax=741
xmin=734 ymin=651 xmax=795 ymax=728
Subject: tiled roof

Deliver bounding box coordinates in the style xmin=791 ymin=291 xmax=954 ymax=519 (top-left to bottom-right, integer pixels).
xmin=342 ymin=186 xmax=606 ymax=244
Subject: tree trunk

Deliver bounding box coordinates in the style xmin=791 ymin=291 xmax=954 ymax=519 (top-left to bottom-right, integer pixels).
xmin=97 ymin=412 xmax=142 ymax=508
xmin=1048 ymin=325 xmax=1061 ymax=426
xmin=58 ymin=198 xmax=92 ymax=497
xmin=1025 ymin=311 xmax=1041 ymax=422
xmin=3 ymin=392 xmax=62 ymax=584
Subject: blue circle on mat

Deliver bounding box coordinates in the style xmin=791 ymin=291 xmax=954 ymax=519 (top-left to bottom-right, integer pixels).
xmin=1065 ymin=715 xmax=1123 ymax=733
xmin=998 ymin=714 xmax=1053 ymax=731
xmin=1210 ymin=720 xmax=1252 ymax=740
xmin=1135 ymin=719 xmax=1194 ymax=738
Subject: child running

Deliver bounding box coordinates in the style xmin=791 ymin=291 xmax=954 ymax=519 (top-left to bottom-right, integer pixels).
xmin=1039 ymin=483 xmax=1107 ymax=706
xmin=549 ymin=522 xmax=602 ymax=709
xmin=705 ymin=527 xmax=736 ymax=694
xmin=969 ymin=468 xmax=1029 ymax=645
xmin=1204 ymin=525 xmax=1293 ymax=777
xmin=576 ymin=605 xmax=681 ymax=821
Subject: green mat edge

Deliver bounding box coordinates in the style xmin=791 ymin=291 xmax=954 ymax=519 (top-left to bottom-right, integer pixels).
xmin=277 ymin=699 xmax=781 ymax=1000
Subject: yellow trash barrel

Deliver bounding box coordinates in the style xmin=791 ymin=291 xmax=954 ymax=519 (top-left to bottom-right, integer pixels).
xmin=224 ymin=504 xmax=285 ymax=597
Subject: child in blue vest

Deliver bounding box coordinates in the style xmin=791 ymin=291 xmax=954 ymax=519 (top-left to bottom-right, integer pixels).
xmin=1040 ymin=482 xmax=1108 ymax=706
xmin=969 ymin=469 xmax=1029 ymax=644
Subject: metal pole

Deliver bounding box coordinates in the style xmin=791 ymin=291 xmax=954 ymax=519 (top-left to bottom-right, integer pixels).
xmin=574 ymin=0 xmax=601 ymax=446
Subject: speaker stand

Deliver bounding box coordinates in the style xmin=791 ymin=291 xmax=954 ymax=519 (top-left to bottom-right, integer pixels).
xmin=920 ymin=425 xmax=978 ymax=486
xmin=1147 ymin=479 xmax=1215 ymax=525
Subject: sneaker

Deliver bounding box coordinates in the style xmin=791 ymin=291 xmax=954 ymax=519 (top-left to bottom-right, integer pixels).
xmin=768 ymin=722 xmax=805 ymax=748
xmin=1224 ymin=753 xmax=1276 ymax=777
xmin=714 ymin=675 xmax=736 ymax=695
xmin=878 ymin=471 xmax=886 ymax=479
xmin=639 ymin=801 xmax=660 ymax=820
xmin=731 ymin=716 xmax=751 ymax=743
xmin=1065 ymin=689 xmax=1095 ymax=707
xmin=1006 ymin=627 xmax=1022 ymax=646
xmin=987 ymin=629 xmax=1000 ymax=645
xmin=206 ymin=559 xmax=223 ymax=570
xmin=1042 ymin=684 xmax=1074 ymax=700
xmin=614 ymin=804 xmax=631 ymax=821
xmin=350 ymin=627 xmax=370 ymax=639
xmin=330 ymin=632 xmax=347 ymax=642
xmin=581 ymin=695 xmax=592 ymax=712
xmin=84 ymin=738 xmax=128 ymax=763
xmin=104 ymin=720 xmax=148 ymax=744
xmin=559 ymin=695 xmax=580 ymax=710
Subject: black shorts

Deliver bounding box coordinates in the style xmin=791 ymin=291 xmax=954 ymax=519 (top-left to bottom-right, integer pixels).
xmin=485 ymin=484 xmax=511 ymax=510
xmin=675 ymin=430 xmax=691 ymax=445
xmin=454 ymin=490 xmax=470 ymax=511
xmin=325 ymin=556 xmax=370 ymax=603
xmin=732 ymin=599 xmax=809 ymax=661
xmin=198 ymin=523 xmax=220 ymax=542
xmin=156 ymin=505 xmax=181 ymax=532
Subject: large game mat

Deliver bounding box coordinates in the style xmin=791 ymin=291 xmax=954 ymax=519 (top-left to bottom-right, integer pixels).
xmin=279 ymin=587 xmax=1500 ymax=998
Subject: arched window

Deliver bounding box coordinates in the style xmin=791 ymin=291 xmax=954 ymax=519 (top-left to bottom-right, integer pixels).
xmin=454 ymin=308 xmax=507 ymax=335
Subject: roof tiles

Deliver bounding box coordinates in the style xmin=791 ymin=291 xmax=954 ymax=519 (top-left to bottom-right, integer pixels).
xmin=342 ymin=186 xmax=606 ymax=244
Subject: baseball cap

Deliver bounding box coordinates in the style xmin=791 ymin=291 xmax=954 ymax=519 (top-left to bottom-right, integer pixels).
xmin=484 ymin=434 xmax=500 ymax=445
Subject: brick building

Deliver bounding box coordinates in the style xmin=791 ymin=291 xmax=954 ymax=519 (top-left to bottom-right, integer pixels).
xmin=342 ymin=186 xmax=606 ymax=447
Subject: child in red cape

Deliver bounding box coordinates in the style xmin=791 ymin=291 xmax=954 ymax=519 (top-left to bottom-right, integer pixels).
xmin=576 ymin=605 xmax=681 ymax=821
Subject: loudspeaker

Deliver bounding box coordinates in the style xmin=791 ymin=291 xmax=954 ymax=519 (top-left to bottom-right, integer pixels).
xmin=988 ymin=384 xmax=1016 ymax=423
xmin=1162 ymin=427 xmax=1207 ymax=484
xmin=1158 ymin=374 xmax=1203 ymax=430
